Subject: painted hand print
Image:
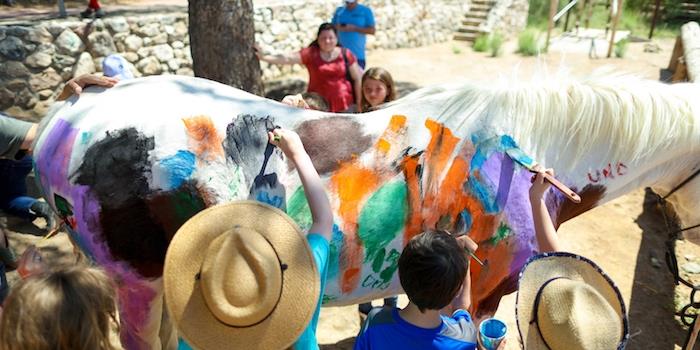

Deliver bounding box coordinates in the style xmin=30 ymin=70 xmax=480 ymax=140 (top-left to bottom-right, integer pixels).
xmin=32 ymin=75 xmax=700 ymax=349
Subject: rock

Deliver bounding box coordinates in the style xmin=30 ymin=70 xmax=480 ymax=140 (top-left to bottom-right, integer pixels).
xmin=91 ymin=19 xmax=106 ymax=32
xmin=270 ymin=21 xmax=286 ymax=36
xmin=25 ymin=51 xmax=53 ymax=68
xmin=27 ymin=26 xmax=54 ymax=44
xmin=136 ymin=56 xmax=161 ymax=75
xmin=53 ymin=54 xmax=77 ymax=69
xmin=143 ymin=37 xmax=153 ymax=46
xmin=59 ymin=67 xmax=73 ymax=80
xmin=16 ymin=88 xmax=37 ymax=109
xmin=6 ymin=27 xmax=29 ymax=39
xmin=46 ymin=22 xmax=68 ymax=37
xmin=175 ymin=68 xmax=194 ymax=77
xmin=135 ymin=23 xmax=160 ymax=37
xmin=93 ymin=56 xmax=104 ymax=72
xmin=644 ymin=43 xmax=661 ymax=53
xmin=167 ymin=58 xmax=180 ymax=71
xmin=171 ymin=40 xmax=184 ymax=49
xmin=136 ymin=46 xmax=152 ymax=59
xmin=88 ymin=31 xmax=117 ymax=57
xmin=683 ymin=262 xmax=700 ymax=274
xmin=105 ymin=17 xmax=130 ymax=34
xmin=29 ymin=67 xmax=62 ymax=92
xmin=5 ymin=79 xmax=28 ymax=91
xmin=152 ymin=44 xmax=174 ymax=62
xmin=0 ymin=87 xmax=14 ymax=109
xmin=169 ymin=21 xmax=188 ymax=42
xmin=55 ymin=29 xmax=85 ymax=55
xmin=160 ymin=63 xmax=169 ymax=73
xmin=0 ymin=36 xmax=28 ymax=61
xmin=38 ymin=89 xmax=54 ymax=100
xmin=173 ymin=48 xmax=184 ymax=59
xmin=0 ymin=28 xmax=5 ymax=42
xmin=34 ymin=100 xmax=53 ymax=118
xmin=152 ymin=33 xmax=168 ymax=45
xmin=123 ymin=35 xmax=143 ymax=52
xmin=72 ymin=52 xmax=96 ymax=77
xmin=123 ymin=52 xmax=139 ymax=63
xmin=0 ymin=61 xmax=30 ymax=79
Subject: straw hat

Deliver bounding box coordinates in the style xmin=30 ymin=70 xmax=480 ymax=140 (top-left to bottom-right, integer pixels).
xmin=516 ymin=252 xmax=629 ymax=350
xmin=164 ymin=201 xmax=320 ymax=350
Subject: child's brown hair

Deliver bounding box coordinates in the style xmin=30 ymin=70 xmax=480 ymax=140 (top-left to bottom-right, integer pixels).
xmin=0 ymin=266 xmax=119 ymax=350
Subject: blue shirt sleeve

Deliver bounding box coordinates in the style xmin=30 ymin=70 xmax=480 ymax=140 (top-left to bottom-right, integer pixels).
xmin=364 ymin=6 xmax=375 ymax=27
xmin=331 ymin=7 xmax=340 ymax=25
xmin=292 ymin=233 xmax=330 ymax=350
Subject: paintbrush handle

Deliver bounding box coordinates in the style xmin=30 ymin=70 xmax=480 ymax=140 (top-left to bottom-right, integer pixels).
xmin=538 ymin=171 xmax=581 ymax=203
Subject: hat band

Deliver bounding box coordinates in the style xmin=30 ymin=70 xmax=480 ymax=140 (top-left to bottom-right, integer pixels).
xmin=530 ymin=276 xmax=569 ymax=350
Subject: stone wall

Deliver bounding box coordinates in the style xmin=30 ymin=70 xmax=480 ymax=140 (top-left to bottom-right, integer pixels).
xmin=481 ymin=0 xmax=529 ymax=37
xmin=0 ymin=0 xmax=515 ymax=120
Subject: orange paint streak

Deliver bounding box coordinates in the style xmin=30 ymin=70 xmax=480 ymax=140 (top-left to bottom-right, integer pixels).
xmin=331 ymin=163 xmax=382 ymax=293
xmin=421 ymin=120 xmax=461 ymax=228
xmin=375 ymin=115 xmax=407 ymax=155
xmin=468 ymin=231 xmax=512 ymax=313
xmin=182 ymin=116 xmax=224 ymax=161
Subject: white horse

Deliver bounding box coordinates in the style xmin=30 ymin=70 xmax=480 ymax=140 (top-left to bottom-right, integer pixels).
xmin=33 ymin=74 xmax=700 ymax=349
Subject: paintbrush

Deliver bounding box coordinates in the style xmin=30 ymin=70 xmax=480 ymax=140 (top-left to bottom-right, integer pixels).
xmin=445 ymin=230 xmax=485 ymax=267
xmin=503 ymin=145 xmax=582 ymax=203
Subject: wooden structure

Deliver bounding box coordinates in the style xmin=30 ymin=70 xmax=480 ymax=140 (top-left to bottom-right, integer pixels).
xmin=544 ymin=0 xmax=624 ymax=57
xmin=668 ymin=21 xmax=700 ymax=82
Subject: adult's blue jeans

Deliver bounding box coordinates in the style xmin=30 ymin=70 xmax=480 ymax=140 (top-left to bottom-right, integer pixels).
xmin=0 ymin=156 xmax=37 ymax=221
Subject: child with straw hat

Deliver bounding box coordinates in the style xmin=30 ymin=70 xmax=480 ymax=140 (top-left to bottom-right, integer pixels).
xmin=164 ymin=128 xmax=333 ymax=350
xmin=516 ymin=170 xmax=629 ymax=350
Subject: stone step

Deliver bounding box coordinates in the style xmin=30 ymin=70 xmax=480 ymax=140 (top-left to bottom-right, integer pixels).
xmin=471 ymin=0 xmax=496 ymax=5
xmin=457 ymin=25 xmax=480 ymax=33
xmin=462 ymin=18 xmax=483 ymax=26
xmin=464 ymin=11 xmax=489 ymax=19
xmin=453 ymin=32 xmax=479 ymax=42
xmin=470 ymin=4 xmax=492 ymax=12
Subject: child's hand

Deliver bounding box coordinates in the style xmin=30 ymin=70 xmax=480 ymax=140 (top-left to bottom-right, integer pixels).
xmin=281 ymin=94 xmax=310 ymax=109
xmin=456 ymin=234 xmax=478 ymax=254
xmin=529 ymin=168 xmax=554 ymax=201
xmin=268 ymin=128 xmax=305 ymax=158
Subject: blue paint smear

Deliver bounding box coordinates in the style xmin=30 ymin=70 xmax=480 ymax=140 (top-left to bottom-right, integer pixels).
xmin=500 ymin=135 xmax=534 ymax=167
xmin=460 ymin=210 xmax=472 ymax=232
xmin=466 ymin=177 xmax=500 ymax=213
xmin=256 ymin=191 xmax=284 ymax=209
xmin=160 ymin=150 xmax=195 ymax=189
xmin=80 ymin=131 xmax=92 ymax=145
xmin=327 ymin=224 xmax=344 ymax=280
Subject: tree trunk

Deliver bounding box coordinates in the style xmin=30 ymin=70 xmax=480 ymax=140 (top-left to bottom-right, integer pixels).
xmin=188 ymin=0 xmax=263 ymax=95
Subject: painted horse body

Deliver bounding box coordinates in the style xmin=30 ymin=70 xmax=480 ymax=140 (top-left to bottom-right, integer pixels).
xmin=34 ymin=75 xmax=700 ymax=349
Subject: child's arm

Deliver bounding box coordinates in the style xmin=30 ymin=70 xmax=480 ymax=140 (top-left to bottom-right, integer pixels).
xmin=529 ymin=169 xmax=561 ymax=252
xmin=269 ymin=129 xmax=333 ymax=240
xmin=449 ymin=235 xmax=478 ymax=312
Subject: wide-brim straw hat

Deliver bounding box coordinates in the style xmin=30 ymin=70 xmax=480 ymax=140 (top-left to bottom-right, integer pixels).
xmin=164 ymin=201 xmax=320 ymax=350
xmin=516 ymin=252 xmax=629 ymax=350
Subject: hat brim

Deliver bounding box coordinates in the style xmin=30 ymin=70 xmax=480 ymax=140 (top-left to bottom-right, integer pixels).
xmin=515 ymin=252 xmax=629 ymax=350
xmin=164 ymin=201 xmax=320 ymax=350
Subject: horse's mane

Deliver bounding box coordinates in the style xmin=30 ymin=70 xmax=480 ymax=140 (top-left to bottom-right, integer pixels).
xmin=385 ymin=72 xmax=699 ymax=170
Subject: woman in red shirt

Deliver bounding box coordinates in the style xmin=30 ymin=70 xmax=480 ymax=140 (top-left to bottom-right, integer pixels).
xmin=257 ymin=23 xmax=363 ymax=112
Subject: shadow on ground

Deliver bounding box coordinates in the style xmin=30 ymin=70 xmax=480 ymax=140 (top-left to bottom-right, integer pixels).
xmin=629 ymin=188 xmax=688 ymax=349
xmin=320 ymin=337 xmax=355 ymax=350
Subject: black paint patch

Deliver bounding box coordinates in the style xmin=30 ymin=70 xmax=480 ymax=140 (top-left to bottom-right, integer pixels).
xmin=295 ymin=116 xmax=373 ymax=175
xmin=222 ymin=114 xmax=276 ymax=184
xmin=74 ymin=128 xmax=168 ymax=278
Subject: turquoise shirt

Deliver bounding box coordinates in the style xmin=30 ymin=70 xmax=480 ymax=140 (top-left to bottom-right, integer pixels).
xmin=293 ymin=233 xmax=330 ymax=350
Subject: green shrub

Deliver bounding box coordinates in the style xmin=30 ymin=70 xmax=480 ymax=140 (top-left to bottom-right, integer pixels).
xmin=473 ymin=35 xmax=489 ymax=52
xmin=490 ymin=33 xmax=504 ymax=57
xmin=614 ymin=38 xmax=629 ymax=58
xmin=517 ymin=29 xmax=541 ymax=56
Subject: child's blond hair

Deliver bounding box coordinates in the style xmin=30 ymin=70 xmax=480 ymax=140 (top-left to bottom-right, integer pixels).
xmin=0 ymin=266 xmax=119 ymax=350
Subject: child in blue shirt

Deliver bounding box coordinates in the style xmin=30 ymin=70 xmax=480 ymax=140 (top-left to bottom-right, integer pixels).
xmin=354 ymin=230 xmax=480 ymax=350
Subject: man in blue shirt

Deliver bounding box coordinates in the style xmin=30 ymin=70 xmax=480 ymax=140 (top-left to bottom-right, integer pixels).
xmin=331 ymin=0 xmax=375 ymax=69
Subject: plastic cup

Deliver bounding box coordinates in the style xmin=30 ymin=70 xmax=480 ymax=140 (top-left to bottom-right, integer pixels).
xmin=479 ymin=317 xmax=507 ymax=350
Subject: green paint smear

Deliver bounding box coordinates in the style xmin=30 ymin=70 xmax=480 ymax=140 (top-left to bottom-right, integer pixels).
xmin=54 ymin=193 xmax=73 ymax=217
xmin=379 ymin=249 xmax=400 ymax=283
xmin=487 ymin=222 xmax=512 ymax=246
xmin=287 ymin=186 xmax=312 ymax=230
xmin=172 ymin=189 xmax=206 ymax=224
xmin=372 ymin=247 xmax=386 ymax=273
xmin=322 ymin=294 xmax=337 ymax=304
xmin=358 ymin=181 xmax=408 ymax=264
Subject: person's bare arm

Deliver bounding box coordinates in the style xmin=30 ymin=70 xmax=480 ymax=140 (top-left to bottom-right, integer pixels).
xmin=349 ymin=62 xmax=363 ymax=112
xmin=255 ymin=44 xmax=302 ymax=65
xmin=269 ymin=129 xmax=333 ymax=240
xmin=449 ymin=235 xmax=478 ymax=312
xmin=19 ymin=124 xmax=38 ymax=151
xmin=529 ymin=169 xmax=561 ymax=252
xmin=57 ymin=74 xmax=119 ymax=101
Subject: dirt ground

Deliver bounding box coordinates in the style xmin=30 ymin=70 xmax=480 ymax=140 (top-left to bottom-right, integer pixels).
xmin=4 ymin=36 xmax=699 ymax=350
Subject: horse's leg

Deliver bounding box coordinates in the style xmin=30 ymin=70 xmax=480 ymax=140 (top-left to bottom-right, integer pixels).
xmin=117 ymin=276 xmax=177 ymax=350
